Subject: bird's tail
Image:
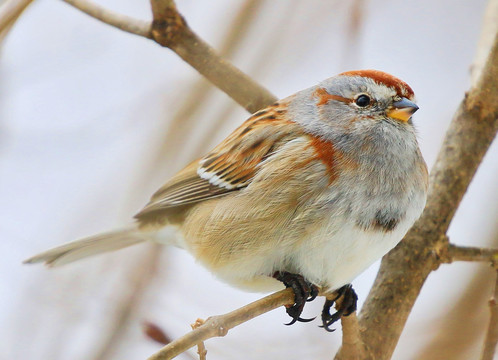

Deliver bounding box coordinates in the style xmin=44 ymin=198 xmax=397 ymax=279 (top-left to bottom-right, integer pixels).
xmin=23 ymin=227 xmax=149 ymax=267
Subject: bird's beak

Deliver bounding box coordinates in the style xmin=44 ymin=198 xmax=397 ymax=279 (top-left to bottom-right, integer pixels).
xmin=387 ymin=98 xmax=419 ymax=122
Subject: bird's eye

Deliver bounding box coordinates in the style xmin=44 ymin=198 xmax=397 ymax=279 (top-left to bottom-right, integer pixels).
xmin=355 ymin=94 xmax=371 ymax=107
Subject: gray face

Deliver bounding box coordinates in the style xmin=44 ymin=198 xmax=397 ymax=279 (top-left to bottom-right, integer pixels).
xmin=321 ymin=75 xmax=412 ymax=127
xmin=287 ymin=74 xmax=417 ymax=144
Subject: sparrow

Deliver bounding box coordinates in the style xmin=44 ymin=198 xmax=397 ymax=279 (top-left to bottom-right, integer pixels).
xmin=25 ymin=70 xmax=428 ymax=330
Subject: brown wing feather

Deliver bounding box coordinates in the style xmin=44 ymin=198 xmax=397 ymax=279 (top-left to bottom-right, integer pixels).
xmin=134 ymin=102 xmax=300 ymax=223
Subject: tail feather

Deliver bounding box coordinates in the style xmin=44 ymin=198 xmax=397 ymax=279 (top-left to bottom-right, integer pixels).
xmin=23 ymin=227 xmax=148 ymax=267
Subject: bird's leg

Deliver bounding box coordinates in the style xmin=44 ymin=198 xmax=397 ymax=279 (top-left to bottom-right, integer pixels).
xmin=273 ymin=271 xmax=319 ymax=325
xmin=321 ymin=284 xmax=358 ymax=332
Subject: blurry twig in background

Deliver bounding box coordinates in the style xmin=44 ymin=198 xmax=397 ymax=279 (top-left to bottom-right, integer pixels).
xmin=143 ymin=321 xmax=172 ymax=346
xmin=339 ymin=0 xmax=365 ymax=69
xmin=92 ymin=246 xmax=162 ymax=360
xmin=415 ymin=266 xmax=493 ymax=360
xmin=0 ymin=0 xmax=34 ymax=41
xmin=481 ymin=270 xmax=498 ymax=360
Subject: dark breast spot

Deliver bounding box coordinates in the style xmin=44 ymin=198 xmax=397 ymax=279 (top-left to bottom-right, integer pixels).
xmin=357 ymin=210 xmax=401 ymax=232
xmin=371 ymin=217 xmax=399 ymax=232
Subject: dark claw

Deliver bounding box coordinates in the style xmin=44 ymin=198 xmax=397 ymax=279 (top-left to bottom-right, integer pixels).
xmin=307 ymin=284 xmax=319 ymax=302
xmin=320 ymin=284 xmax=358 ymax=332
xmin=273 ymin=271 xmax=319 ymax=325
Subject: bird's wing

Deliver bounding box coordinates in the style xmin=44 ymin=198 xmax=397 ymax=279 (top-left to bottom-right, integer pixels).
xmin=134 ymin=102 xmax=301 ymax=220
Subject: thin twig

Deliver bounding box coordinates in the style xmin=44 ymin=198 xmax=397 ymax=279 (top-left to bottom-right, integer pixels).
xmin=147 ymin=288 xmax=296 ymax=360
xmin=334 ymin=312 xmax=367 ymax=360
xmin=0 ymin=0 xmax=34 ymax=32
xmin=441 ymin=245 xmax=498 ymax=265
xmin=191 ymin=319 xmax=207 ymax=360
xmin=480 ymin=270 xmax=498 ymax=360
xmin=61 ymin=0 xmax=152 ymax=38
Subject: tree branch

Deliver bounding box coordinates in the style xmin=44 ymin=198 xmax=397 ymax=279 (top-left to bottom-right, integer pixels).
xmin=353 ymin=32 xmax=498 ymax=360
xmin=334 ymin=312 xmax=368 ymax=360
xmin=149 ymin=0 xmax=277 ymax=113
xmin=61 ymin=0 xmax=152 ymax=38
xmin=480 ymin=270 xmax=498 ymax=360
xmin=0 ymin=0 xmax=34 ymax=33
xmin=59 ymin=0 xmax=276 ymax=113
xmin=441 ymin=245 xmax=498 ymax=265
xmin=147 ymin=288 xmax=296 ymax=360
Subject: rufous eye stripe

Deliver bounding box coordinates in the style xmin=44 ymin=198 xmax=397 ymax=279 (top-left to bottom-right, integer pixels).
xmin=313 ymin=88 xmax=352 ymax=106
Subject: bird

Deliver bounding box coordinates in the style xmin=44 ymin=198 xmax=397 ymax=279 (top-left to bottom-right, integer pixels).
xmin=24 ymin=69 xmax=428 ymax=330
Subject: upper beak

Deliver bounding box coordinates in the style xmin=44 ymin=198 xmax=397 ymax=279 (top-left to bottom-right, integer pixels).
xmin=387 ymin=98 xmax=419 ymax=122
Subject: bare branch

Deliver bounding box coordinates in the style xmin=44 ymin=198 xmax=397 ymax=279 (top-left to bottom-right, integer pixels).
xmin=334 ymin=312 xmax=368 ymax=360
xmin=0 ymin=0 xmax=34 ymax=33
xmin=357 ymin=32 xmax=498 ymax=359
xmin=480 ymin=270 xmax=498 ymax=360
xmin=147 ymin=288 xmax=295 ymax=360
xmin=61 ymin=0 xmax=152 ymax=38
xmin=149 ymin=0 xmax=277 ymax=113
xmin=58 ymin=0 xmax=276 ymax=113
xmin=441 ymin=245 xmax=498 ymax=265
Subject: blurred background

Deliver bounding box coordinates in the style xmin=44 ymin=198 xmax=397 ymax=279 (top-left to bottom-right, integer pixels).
xmin=1 ymin=0 xmax=497 ymax=359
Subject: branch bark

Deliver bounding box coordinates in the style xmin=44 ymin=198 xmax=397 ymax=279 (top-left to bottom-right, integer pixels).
xmin=351 ymin=32 xmax=498 ymax=360
xmin=334 ymin=312 xmax=368 ymax=360
xmin=442 ymin=245 xmax=498 ymax=265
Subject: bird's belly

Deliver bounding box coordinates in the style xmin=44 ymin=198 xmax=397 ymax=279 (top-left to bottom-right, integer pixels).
xmin=290 ymin=219 xmax=404 ymax=292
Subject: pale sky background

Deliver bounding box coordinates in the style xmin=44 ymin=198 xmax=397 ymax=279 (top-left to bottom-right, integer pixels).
xmin=1 ymin=0 xmax=497 ymax=359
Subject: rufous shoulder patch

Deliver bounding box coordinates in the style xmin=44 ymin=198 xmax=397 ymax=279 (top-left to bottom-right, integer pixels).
xmin=309 ymin=135 xmax=337 ymax=184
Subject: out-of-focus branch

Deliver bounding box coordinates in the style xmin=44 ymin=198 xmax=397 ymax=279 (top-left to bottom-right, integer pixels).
xmin=61 ymin=0 xmax=152 ymax=38
xmin=149 ymin=0 xmax=276 ymax=113
xmin=0 ymin=0 xmax=33 ymax=32
xmin=147 ymin=288 xmax=296 ymax=360
xmin=480 ymin=271 xmax=498 ymax=360
xmin=352 ymin=32 xmax=498 ymax=360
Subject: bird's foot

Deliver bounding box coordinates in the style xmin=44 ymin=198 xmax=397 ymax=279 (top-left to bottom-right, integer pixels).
xmin=273 ymin=271 xmax=319 ymax=325
xmin=320 ymin=284 xmax=358 ymax=332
